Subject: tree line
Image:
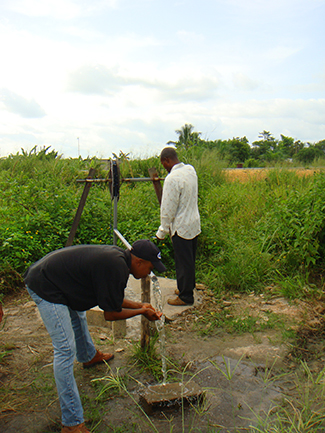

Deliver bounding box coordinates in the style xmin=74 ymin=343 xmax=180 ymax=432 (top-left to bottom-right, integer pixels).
xmin=168 ymin=124 xmax=325 ymax=166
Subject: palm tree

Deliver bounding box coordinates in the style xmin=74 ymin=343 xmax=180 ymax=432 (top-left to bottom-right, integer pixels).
xmin=167 ymin=124 xmax=201 ymax=149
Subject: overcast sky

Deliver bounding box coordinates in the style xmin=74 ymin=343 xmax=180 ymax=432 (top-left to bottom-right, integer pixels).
xmin=0 ymin=0 xmax=324 ymax=159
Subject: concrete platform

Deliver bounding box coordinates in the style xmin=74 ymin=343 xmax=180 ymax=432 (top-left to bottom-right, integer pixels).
xmin=86 ymin=275 xmax=203 ymax=339
xmin=126 ymin=275 xmax=203 ymax=321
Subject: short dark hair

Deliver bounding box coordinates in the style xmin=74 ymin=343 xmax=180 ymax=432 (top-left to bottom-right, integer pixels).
xmin=160 ymin=147 xmax=178 ymax=160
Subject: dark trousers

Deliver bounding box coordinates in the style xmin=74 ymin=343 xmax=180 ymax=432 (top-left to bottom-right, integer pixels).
xmin=172 ymin=233 xmax=198 ymax=304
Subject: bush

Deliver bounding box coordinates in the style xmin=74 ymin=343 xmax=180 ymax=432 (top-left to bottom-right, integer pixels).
xmin=1 ymin=147 xmax=325 ymax=299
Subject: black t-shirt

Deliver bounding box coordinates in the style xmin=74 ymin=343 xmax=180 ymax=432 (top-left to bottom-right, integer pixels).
xmin=24 ymin=245 xmax=131 ymax=312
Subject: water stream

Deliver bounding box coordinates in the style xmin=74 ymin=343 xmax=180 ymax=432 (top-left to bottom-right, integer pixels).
xmin=150 ymin=273 xmax=167 ymax=385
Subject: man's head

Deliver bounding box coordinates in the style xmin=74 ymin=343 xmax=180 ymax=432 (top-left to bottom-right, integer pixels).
xmin=160 ymin=147 xmax=180 ymax=173
xmin=130 ymin=239 xmax=166 ymax=279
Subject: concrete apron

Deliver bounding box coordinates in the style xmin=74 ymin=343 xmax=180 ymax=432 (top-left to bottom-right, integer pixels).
xmin=86 ymin=275 xmax=203 ymax=339
xmin=86 ymin=276 xmax=204 ymax=411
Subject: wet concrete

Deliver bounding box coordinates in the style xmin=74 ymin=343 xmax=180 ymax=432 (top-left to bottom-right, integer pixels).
xmin=87 ymin=275 xmax=203 ymax=339
xmin=125 ymin=275 xmax=203 ymax=339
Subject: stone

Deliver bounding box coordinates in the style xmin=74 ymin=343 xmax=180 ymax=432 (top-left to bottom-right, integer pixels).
xmin=139 ymin=381 xmax=204 ymax=414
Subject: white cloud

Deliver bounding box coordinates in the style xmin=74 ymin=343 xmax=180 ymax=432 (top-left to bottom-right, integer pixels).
xmin=266 ymin=45 xmax=304 ymax=62
xmin=176 ymin=30 xmax=205 ymax=45
xmin=0 ymin=0 xmax=324 ymax=158
xmin=3 ymin=0 xmax=121 ymax=19
xmin=233 ymin=73 xmax=259 ymax=91
xmin=0 ymin=89 xmax=46 ymax=118
xmin=6 ymin=0 xmax=81 ymax=19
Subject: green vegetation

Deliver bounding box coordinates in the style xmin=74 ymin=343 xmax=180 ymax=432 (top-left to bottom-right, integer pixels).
xmin=2 ymin=137 xmax=325 ymax=432
xmin=129 ymin=334 xmax=169 ymax=382
xmin=169 ymin=124 xmax=325 ymax=166
xmin=197 ymin=309 xmax=280 ymax=336
xmin=1 ymin=142 xmax=325 ymax=301
xmin=251 ymin=362 xmax=325 ymax=432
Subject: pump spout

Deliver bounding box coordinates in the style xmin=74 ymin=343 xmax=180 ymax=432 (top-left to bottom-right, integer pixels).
xmin=113 ymin=228 xmax=132 ymax=250
xmin=114 ymin=229 xmax=158 ymax=279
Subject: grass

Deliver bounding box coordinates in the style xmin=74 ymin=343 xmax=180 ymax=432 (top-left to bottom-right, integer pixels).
xmin=87 ymin=349 xmax=325 ymax=433
xmin=1 ymin=148 xmax=325 ymax=298
xmin=250 ymin=362 xmax=325 ymax=432
xmin=0 ymin=343 xmax=15 ymax=362
xmin=2 ymin=148 xmax=325 ymax=431
xmin=129 ymin=333 xmax=173 ymax=383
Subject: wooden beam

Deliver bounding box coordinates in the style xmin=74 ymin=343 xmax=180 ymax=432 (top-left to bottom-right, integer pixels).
xmin=148 ymin=167 xmax=163 ymax=205
xmin=65 ymin=167 xmax=96 ymax=247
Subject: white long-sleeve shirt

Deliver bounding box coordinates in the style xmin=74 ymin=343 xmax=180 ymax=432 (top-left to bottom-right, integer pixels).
xmin=156 ymin=162 xmax=201 ymax=240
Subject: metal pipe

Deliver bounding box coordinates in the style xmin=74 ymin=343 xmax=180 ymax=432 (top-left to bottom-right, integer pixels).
xmin=76 ymin=177 xmax=164 ymax=183
xmin=113 ymin=229 xmax=132 ymax=250
xmin=113 ymin=229 xmax=156 ymax=279
xmin=113 ymin=197 xmax=118 ymax=245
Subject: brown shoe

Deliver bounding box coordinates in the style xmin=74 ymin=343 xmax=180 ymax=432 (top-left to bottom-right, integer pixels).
xmin=167 ymin=296 xmax=193 ymax=306
xmin=83 ymin=349 xmax=114 ymax=369
xmin=61 ymin=422 xmax=90 ymax=433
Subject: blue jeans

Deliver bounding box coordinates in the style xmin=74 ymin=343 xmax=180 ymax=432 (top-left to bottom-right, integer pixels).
xmin=27 ymin=286 xmax=97 ymax=426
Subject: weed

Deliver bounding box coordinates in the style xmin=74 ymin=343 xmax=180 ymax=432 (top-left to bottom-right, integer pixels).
xmin=129 ymin=333 xmax=172 ymax=383
xmin=93 ymin=366 xmax=161 ymax=433
xmin=249 ymin=362 xmax=325 ymax=432
xmin=1 ymin=149 xmax=325 ymax=299
xmin=197 ymin=308 xmax=280 ymax=337
xmin=0 ymin=343 xmax=15 ymax=363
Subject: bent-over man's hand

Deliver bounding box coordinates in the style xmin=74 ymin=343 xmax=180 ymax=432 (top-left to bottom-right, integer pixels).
xmin=143 ymin=307 xmax=163 ymax=321
xmin=142 ymin=302 xmax=155 ymax=311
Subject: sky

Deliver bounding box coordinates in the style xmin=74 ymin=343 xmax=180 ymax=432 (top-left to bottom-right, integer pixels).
xmin=0 ymin=0 xmax=325 ymax=159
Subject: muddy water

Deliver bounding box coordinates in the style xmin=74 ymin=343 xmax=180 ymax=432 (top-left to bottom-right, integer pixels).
xmin=193 ymin=355 xmax=281 ymax=431
xmin=140 ymin=355 xmax=283 ymax=432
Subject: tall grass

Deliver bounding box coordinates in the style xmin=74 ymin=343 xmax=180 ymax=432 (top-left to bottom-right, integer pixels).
xmin=0 ymin=148 xmax=325 ymax=298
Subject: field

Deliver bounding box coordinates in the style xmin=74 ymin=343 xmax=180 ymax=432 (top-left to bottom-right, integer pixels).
xmin=224 ymin=167 xmax=322 ymax=182
xmin=2 ymin=151 xmax=325 ymax=431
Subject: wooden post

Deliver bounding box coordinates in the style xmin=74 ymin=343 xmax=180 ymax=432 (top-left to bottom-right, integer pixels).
xmin=140 ymin=275 xmax=151 ymax=349
xmin=66 ymin=168 xmax=96 ymax=247
xmin=139 ymin=167 xmax=163 ymax=349
xmin=148 ymin=167 xmax=163 ymax=205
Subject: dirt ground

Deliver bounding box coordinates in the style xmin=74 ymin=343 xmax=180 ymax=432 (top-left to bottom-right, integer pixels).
xmin=1 ymin=288 xmax=325 ymax=433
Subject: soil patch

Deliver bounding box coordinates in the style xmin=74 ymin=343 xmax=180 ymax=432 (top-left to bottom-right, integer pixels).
xmin=1 ymin=289 xmax=325 ymax=432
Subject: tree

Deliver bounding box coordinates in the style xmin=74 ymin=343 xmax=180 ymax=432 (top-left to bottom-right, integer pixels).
xmin=296 ymin=146 xmax=320 ymax=164
xmin=278 ymin=135 xmax=295 ymax=158
xmin=315 ymin=139 xmax=325 ymax=157
xmin=167 ymin=124 xmax=201 ymax=149
xmin=227 ymin=137 xmax=250 ymax=164
xmin=251 ymin=131 xmax=278 ymax=161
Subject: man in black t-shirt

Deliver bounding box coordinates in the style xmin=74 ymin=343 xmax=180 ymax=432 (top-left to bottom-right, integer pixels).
xmin=24 ymin=239 xmax=166 ymax=433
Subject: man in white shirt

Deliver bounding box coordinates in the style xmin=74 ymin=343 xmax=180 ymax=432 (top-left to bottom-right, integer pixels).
xmin=156 ymin=147 xmax=201 ymax=305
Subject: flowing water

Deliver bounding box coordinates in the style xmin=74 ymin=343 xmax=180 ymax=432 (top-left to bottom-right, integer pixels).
xmin=150 ymin=274 xmax=167 ymax=384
